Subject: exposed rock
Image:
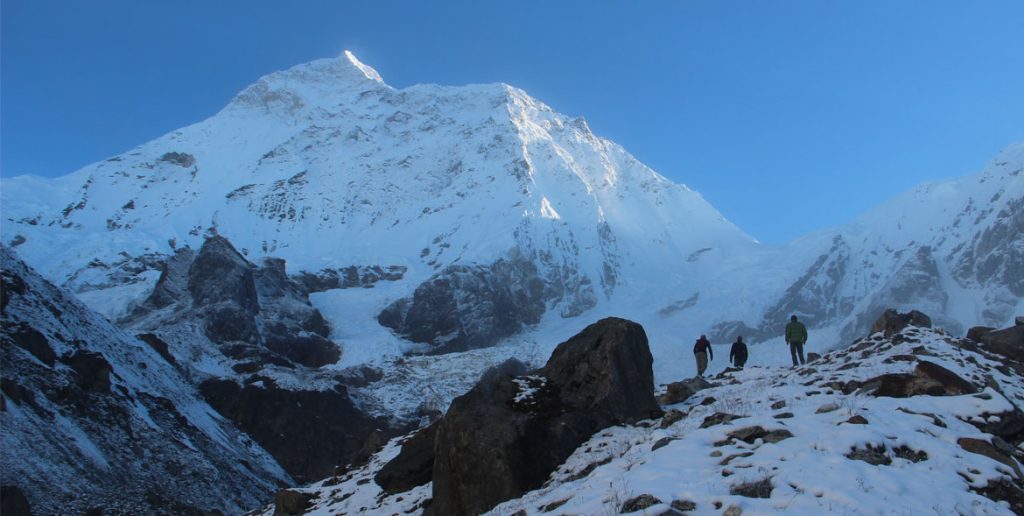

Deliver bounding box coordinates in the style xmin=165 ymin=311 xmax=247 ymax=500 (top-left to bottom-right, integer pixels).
xmin=427 ymin=318 xmax=660 ymax=516
xmin=967 ymin=326 xmax=996 ymax=342
xmin=870 ymin=309 xmax=932 ymax=337
xmin=375 ymin=424 xmax=438 ymax=494
xmin=958 ymin=437 xmax=1022 ymax=478
xmin=61 ymin=351 xmax=113 ymax=393
xmin=658 ymin=377 xmax=713 ymax=405
xmin=378 ymin=253 xmax=549 ymax=354
xmin=0 ymin=485 xmax=32 ymax=516
xmin=3 ymin=322 xmax=56 ymax=366
xmin=815 ymin=403 xmax=839 ymax=414
xmin=670 ymin=499 xmax=697 ymax=512
xmin=659 ymin=409 xmax=685 ymax=429
xmin=294 ymin=265 xmax=406 ymax=293
xmin=723 ymin=504 xmax=743 ymax=516
xmin=978 ymin=324 xmax=1024 ymax=362
xmin=859 ymin=373 xmax=944 ymax=398
xmin=844 ymin=415 xmax=869 ymax=425
xmin=700 ymin=412 xmax=745 ymax=428
xmin=273 ymin=489 xmax=313 ymax=515
xmin=730 ymin=477 xmax=773 ymax=498
xmin=620 ymin=494 xmax=662 ymax=513
xmin=188 ymin=236 xmax=259 ymax=313
xmin=652 ymin=437 xmax=677 ymax=451
xmin=135 ymin=333 xmax=177 ymax=366
xmin=199 ymin=379 xmax=386 ymax=482
xmin=972 ymin=478 xmax=1024 ymax=514
xmin=846 ymin=444 xmax=891 ymax=466
xmin=914 ymin=361 xmax=978 ymax=395
xmin=770 ymin=400 xmax=786 ymax=410
xmin=806 ymin=352 xmax=822 ymax=362
xmin=726 ymin=426 xmax=793 ymax=445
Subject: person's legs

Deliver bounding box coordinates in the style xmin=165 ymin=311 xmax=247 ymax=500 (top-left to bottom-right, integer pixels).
xmin=796 ymin=342 xmax=805 ymax=365
xmin=696 ymin=352 xmax=708 ymax=376
xmin=737 ymin=357 xmax=746 ymax=369
xmin=789 ymin=343 xmax=799 ymax=366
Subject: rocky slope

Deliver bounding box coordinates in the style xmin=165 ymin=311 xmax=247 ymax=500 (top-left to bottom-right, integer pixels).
xmin=260 ymin=313 xmax=1024 ymax=515
xmin=0 ymin=246 xmax=290 ymax=514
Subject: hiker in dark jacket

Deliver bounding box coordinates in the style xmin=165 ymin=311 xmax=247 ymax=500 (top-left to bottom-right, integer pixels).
xmin=785 ymin=315 xmax=808 ymax=366
xmin=729 ymin=336 xmax=748 ymax=369
xmin=693 ymin=334 xmax=713 ymax=377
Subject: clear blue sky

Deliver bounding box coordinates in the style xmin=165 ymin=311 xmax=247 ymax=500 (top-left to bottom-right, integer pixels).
xmin=2 ymin=1 xmax=1022 ymax=243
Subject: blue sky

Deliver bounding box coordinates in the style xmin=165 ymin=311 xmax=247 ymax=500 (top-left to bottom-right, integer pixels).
xmin=2 ymin=1 xmax=1022 ymax=243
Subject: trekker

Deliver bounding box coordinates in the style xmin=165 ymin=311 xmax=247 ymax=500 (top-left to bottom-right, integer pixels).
xmin=693 ymin=334 xmax=713 ymax=377
xmin=730 ymin=336 xmax=748 ymax=369
xmin=785 ymin=315 xmax=808 ymax=366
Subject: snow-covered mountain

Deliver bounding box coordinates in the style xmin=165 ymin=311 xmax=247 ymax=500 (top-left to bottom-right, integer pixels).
xmin=0 ymin=246 xmax=290 ymax=514
xmin=1 ymin=51 xmax=1022 ymax=507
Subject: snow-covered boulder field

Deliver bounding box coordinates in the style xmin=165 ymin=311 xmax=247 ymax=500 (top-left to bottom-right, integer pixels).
xmin=259 ymin=313 xmax=1024 ymax=515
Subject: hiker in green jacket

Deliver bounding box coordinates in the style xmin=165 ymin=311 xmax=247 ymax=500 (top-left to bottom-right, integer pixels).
xmin=785 ymin=315 xmax=808 ymax=366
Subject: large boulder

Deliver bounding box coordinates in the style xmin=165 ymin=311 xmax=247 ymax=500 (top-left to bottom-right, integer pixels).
xmin=428 ymin=317 xmax=661 ymax=515
xmin=870 ymin=309 xmax=932 ymax=337
xmin=978 ymin=324 xmax=1024 ymax=362
xmin=374 ymin=423 xmax=439 ymax=494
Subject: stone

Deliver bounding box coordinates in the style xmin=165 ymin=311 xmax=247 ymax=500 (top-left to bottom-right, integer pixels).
xmin=913 ymin=361 xmax=977 ymax=395
xmin=966 ymin=326 xmax=996 ymax=342
xmin=3 ymin=322 xmax=56 ymax=366
xmin=1017 ymin=316 xmax=1024 ymax=326
xmin=859 ymin=373 xmax=944 ymax=398
xmin=652 ymin=437 xmax=677 ymax=451
xmin=670 ymin=500 xmax=697 ymax=512
xmin=770 ymin=400 xmax=786 ymax=410
xmin=199 ymin=378 xmax=386 ymax=482
xmin=844 ymin=415 xmax=869 ymax=425
xmin=273 ymin=489 xmax=312 ymax=515
xmin=62 ymin=351 xmax=112 ymax=393
xmin=773 ymin=412 xmax=794 ymax=419
xmin=978 ymin=325 xmax=1024 ymax=362
xmin=723 ymin=505 xmax=743 ymax=516
xmin=428 ymin=318 xmax=660 ymax=516
xmin=846 ymin=444 xmax=891 ymax=466
xmin=377 ymin=253 xmax=549 ymax=354
xmin=870 ymin=309 xmax=932 ymax=337
xmin=620 ymin=494 xmax=662 ymax=513
xmin=958 ymin=437 xmax=1022 ymax=478
xmin=0 ymin=485 xmax=32 ymax=516
xmin=815 ymin=403 xmax=839 ymax=414
xmin=806 ymin=352 xmax=822 ymax=362
xmin=657 ymin=377 xmax=713 ymax=405
xmin=700 ymin=412 xmax=744 ymax=429
xmin=135 ymin=333 xmax=177 ymax=366
xmin=730 ymin=477 xmax=772 ymax=498
xmin=659 ymin=409 xmax=685 ymax=429
xmin=375 ymin=424 xmax=438 ymax=494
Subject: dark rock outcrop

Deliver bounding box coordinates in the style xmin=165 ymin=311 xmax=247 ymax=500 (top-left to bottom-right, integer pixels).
xmin=198 ymin=378 xmax=385 ymax=482
xmin=0 ymin=246 xmax=288 ymax=514
xmin=381 ymin=317 xmax=659 ymax=515
xmin=858 ymin=361 xmax=977 ymax=398
xmin=967 ymin=326 xmax=996 ymax=342
xmin=273 ymin=489 xmax=313 ymax=516
xmin=377 ymin=254 xmax=548 ymax=354
xmin=657 ymin=377 xmax=713 ymax=405
xmin=870 ymin=309 xmax=932 ymax=337
xmin=0 ymin=485 xmax=32 ymax=516
xmin=294 ymin=265 xmax=406 ymax=293
xmin=978 ymin=324 xmax=1024 ymax=362
xmin=374 ymin=424 xmax=438 ymax=494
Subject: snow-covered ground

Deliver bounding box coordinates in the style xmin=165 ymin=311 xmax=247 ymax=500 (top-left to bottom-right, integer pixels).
xmin=270 ymin=324 xmax=1023 ymax=515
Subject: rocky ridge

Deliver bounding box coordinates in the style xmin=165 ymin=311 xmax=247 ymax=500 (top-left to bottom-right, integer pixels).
xmin=262 ymin=312 xmax=1024 ymax=515
xmin=0 ymin=245 xmax=290 ymax=514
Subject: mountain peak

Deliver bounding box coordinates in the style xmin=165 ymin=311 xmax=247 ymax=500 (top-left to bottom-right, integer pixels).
xmin=342 ymin=50 xmax=385 ymax=83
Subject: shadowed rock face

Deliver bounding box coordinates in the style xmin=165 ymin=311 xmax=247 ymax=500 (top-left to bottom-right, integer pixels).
xmin=381 ymin=317 xmax=660 ymax=516
xmin=0 ymin=246 xmax=288 ymax=515
xmin=199 ymin=378 xmax=385 ymax=483
xmin=870 ymin=309 xmax=933 ymax=337
xmin=378 ymin=254 xmax=548 ymax=354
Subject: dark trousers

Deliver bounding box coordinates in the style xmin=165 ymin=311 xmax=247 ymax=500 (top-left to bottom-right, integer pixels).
xmin=695 ymin=352 xmax=708 ymax=376
xmin=790 ymin=341 xmax=805 ymax=366
xmin=732 ymin=357 xmax=746 ymax=369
